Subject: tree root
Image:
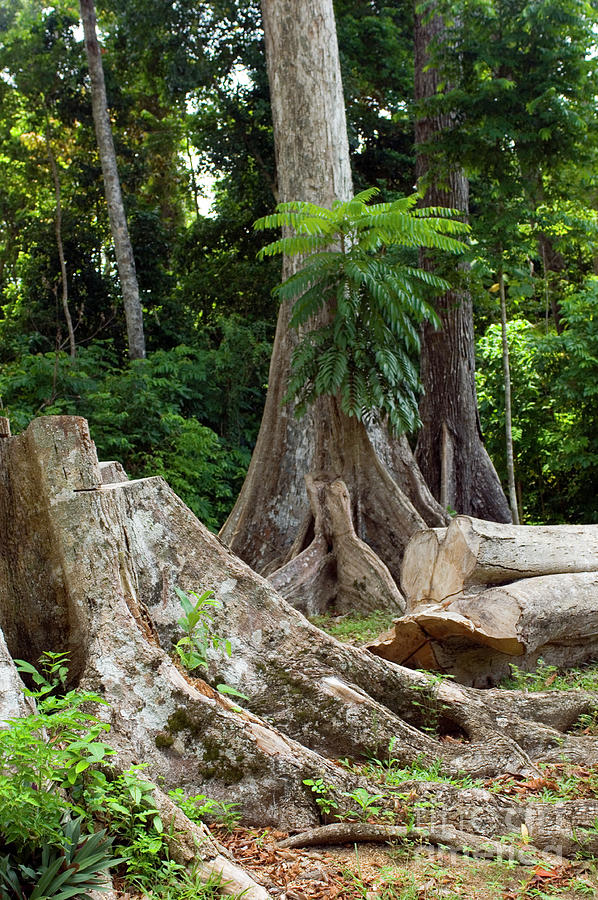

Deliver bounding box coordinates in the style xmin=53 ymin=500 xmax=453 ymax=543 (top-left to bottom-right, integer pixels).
xmin=145 ymin=785 xmax=274 ymax=898
xmin=277 ymin=822 xmax=540 ymax=865
xmin=268 ymin=476 xmax=405 ymax=616
xmin=1 ymin=417 xmax=598 ymax=866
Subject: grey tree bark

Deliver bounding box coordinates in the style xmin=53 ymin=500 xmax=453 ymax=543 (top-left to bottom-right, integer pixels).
xmin=220 ymin=0 xmax=448 ymax=610
xmin=413 ymin=2 xmax=511 ymax=523
xmin=2 ymin=415 xmax=598 ymax=865
xmin=79 ymin=0 xmax=146 ymax=360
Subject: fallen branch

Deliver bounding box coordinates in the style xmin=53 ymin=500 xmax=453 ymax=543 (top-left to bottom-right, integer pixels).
xmin=277 ymin=821 xmax=539 ymax=865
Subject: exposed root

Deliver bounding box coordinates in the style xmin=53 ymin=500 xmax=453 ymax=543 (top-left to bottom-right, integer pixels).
xmin=268 ymin=476 xmax=405 ymax=616
xmin=277 ymin=822 xmax=540 ymax=865
xmin=146 ymin=785 xmax=274 ymax=898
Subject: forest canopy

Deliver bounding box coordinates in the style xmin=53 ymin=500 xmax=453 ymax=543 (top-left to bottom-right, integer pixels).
xmin=0 ymin=0 xmax=597 ymax=526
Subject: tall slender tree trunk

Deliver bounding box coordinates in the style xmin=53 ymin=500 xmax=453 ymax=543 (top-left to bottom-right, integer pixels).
xmin=220 ymin=0 xmax=447 ymax=610
xmin=413 ymin=2 xmax=511 ymax=523
xmin=79 ymin=0 xmax=146 ymax=360
xmin=499 ymin=269 xmax=520 ymax=524
xmin=44 ymin=124 xmax=76 ymax=359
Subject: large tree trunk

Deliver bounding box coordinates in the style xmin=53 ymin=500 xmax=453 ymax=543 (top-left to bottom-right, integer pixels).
xmin=413 ymin=3 xmax=511 ymax=522
xmin=220 ymin=0 xmax=448 ymax=609
xmin=2 ymin=416 xmax=598 ymax=865
xmin=79 ymin=0 xmax=146 ymax=360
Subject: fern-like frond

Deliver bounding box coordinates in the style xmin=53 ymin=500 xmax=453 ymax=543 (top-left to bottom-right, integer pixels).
xmin=257 ymin=233 xmax=332 ymax=259
xmin=412 ymin=204 xmax=464 ymax=218
xmin=255 ymin=185 xmax=468 ymax=433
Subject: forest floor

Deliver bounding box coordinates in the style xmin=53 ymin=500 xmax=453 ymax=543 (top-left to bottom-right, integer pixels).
xmin=213 ymin=823 xmax=598 ymax=899
xmin=113 ymin=612 xmax=598 ymax=900
xmin=207 ymin=613 xmax=597 ymax=900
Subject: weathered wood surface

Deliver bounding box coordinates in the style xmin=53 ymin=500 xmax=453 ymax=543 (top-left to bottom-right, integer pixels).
xmin=384 ymin=515 xmax=598 ymax=684
xmin=3 ymin=416 xmax=598 ymax=862
xmin=401 ymin=515 xmax=598 ymax=607
xmin=0 ymin=627 xmax=34 ymax=723
xmin=400 ymin=526 xmax=447 ymax=609
xmin=370 ymin=572 xmax=598 ymax=685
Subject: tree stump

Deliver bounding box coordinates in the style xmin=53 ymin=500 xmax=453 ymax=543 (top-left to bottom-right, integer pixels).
xmin=2 ymin=417 xmax=598 ymax=864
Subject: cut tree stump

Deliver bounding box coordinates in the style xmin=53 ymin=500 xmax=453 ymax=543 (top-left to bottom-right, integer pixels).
xmin=2 ymin=417 xmax=598 ymax=865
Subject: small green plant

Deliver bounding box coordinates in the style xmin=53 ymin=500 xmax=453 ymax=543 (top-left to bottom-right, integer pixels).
xmin=501 ymin=658 xmax=598 ymax=693
xmin=255 ymin=188 xmax=468 ymax=435
xmin=174 ymin=586 xmax=230 ymax=672
xmin=174 ymin=587 xmax=250 ymax=708
xmin=303 ymin=778 xmax=339 ymax=816
xmin=340 ymin=787 xmax=390 ymax=822
xmin=0 ymin=818 xmax=117 ymax=900
xmin=82 ymin=759 xmax=230 ymax=894
xmin=576 ymin=706 xmax=598 ymax=735
xmin=215 ymin=683 xmax=250 ymax=703
xmin=168 ymin=788 xmax=241 ymax=831
xmin=410 ymin=672 xmax=453 ymax=735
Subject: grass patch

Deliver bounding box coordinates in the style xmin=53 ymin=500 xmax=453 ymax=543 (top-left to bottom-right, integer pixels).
xmin=340 ymin=745 xmax=484 ymax=790
xmin=309 ymin=610 xmax=396 ymax=644
xmin=500 ymin=660 xmax=598 ymax=735
xmin=500 ymin=659 xmax=598 ymax=693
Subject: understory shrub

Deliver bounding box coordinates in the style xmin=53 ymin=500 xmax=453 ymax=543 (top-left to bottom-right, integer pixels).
xmin=0 ymin=653 xmax=232 ymax=898
xmin=0 ymin=318 xmax=271 ymax=530
xmin=476 ymin=281 xmax=598 ymax=524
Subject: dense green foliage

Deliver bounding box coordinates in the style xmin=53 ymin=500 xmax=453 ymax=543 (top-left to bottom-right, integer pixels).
xmin=0 ymin=655 xmax=116 ymax=899
xmin=257 ymin=189 xmax=468 ymax=433
xmin=0 ymin=321 xmax=270 ymax=529
xmin=0 ymin=654 xmax=236 ymax=898
xmin=477 ymin=277 xmax=598 ymax=523
xmin=0 ymin=0 xmax=597 ymax=523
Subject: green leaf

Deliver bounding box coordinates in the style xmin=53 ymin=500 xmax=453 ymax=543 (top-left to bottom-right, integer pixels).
xmin=217 ymin=684 xmax=250 ymax=701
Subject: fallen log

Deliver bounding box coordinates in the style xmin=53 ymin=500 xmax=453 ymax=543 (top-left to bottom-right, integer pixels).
xmin=369 ymin=571 xmax=598 ymax=685
xmin=401 ymin=515 xmax=598 ymax=607
xmin=400 ymin=527 xmax=447 ymax=611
